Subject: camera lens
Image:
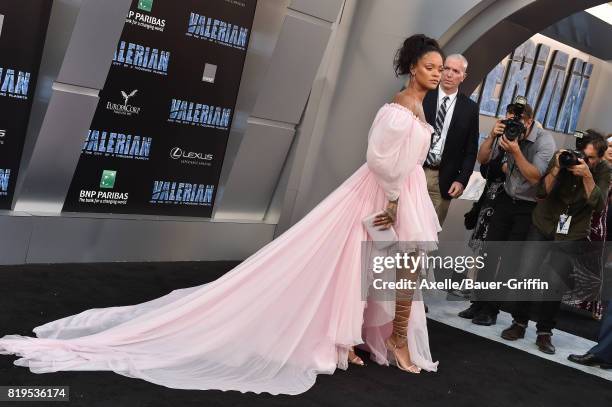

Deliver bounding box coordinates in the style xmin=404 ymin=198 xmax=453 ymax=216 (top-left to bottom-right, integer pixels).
xmin=505 ymin=123 xmax=521 ymax=140
xmin=503 ymin=118 xmax=525 ymax=141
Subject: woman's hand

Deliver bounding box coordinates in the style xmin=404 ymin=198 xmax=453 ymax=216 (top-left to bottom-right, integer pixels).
xmin=373 ymin=200 xmax=398 ymax=229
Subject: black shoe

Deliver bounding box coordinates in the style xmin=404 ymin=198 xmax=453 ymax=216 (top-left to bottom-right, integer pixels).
xmin=501 ymin=323 xmax=526 ymax=340
xmin=425 ymin=304 xmax=429 ymax=313
xmin=458 ymin=304 xmax=480 ymax=319
xmin=472 ymin=312 xmax=497 ymax=326
xmin=536 ymin=335 xmax=556 ymax=355
xmin=568 ymin=353 xmax=611 ymax=368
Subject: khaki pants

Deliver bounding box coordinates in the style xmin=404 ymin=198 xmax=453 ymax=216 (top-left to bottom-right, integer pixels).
xmin=424 ymin=167 xmax=451 ymax=227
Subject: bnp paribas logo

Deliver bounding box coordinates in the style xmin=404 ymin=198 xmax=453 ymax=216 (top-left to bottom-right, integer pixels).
xmin=100 ymin=170 xmax=117 ymax=189
xmin=138 ymin=0 xmax=153 ymax=12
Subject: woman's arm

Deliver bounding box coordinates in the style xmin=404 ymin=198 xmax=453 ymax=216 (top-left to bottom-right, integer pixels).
xmin=367 ymin=98 xmax=420 ymax=228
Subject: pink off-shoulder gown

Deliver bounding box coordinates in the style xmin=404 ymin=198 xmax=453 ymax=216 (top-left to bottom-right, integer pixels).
xmin=0 ymin=103 xmax=442 ymax=395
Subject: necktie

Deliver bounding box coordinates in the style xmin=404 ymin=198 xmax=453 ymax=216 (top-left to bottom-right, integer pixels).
xmin=426 ymin=96 xmax=449 ymax=166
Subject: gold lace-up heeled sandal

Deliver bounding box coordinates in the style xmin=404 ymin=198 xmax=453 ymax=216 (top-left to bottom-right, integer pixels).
xmin=348 ymin=346 xmax=365 ymax=366
xmin=385 ymin=302 xmax=421 ymax=373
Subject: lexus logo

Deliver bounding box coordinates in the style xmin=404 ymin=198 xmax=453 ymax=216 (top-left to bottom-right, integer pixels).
xmin=170 ymin=147 xmax=213 ymax=161
xmin=0 ymin=130 xmax=5 ymax=138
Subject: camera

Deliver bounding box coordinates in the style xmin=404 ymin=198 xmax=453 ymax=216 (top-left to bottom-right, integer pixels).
xmin=501 ymin=95 xmax=528 ymax=141
xmin=558 ymin=130 xmax=588 ymax=168
xmin=558 ymin=150 xmax=586 ymax=168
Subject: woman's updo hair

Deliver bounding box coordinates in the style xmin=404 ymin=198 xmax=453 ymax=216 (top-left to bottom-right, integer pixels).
xmin=394 ymin=34 xmax=443 ymax=77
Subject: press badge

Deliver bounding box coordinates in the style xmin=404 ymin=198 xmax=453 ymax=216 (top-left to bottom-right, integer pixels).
xmin=556 ymin=214 xmax=572 ymax=235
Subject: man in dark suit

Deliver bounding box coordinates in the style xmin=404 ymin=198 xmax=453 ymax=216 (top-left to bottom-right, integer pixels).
xmin=423 ymin=54 xmax=480 ymax=226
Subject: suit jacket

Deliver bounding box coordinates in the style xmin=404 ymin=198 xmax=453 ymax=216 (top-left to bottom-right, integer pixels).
xmin=423 ymin=88 xmax=479 ymax=200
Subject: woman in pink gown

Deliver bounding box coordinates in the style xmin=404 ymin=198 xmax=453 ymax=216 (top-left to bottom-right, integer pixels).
xmin=0 ymin=35 xmax=444 ymax=395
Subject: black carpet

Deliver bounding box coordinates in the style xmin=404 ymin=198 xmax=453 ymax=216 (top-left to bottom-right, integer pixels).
xmin=1 ymin=262 xmax=611 ymax=407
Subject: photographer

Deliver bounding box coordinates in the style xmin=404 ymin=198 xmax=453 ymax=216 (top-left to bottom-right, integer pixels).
xmin=458 ymin=98 xmax=555 ymax=325
xmin=568 ymin=134 xmax=612 ymax=368
xmin=500 ymin=130 xmax=610 ymax=354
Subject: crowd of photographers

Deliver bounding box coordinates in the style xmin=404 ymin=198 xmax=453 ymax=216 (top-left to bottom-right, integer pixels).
xmin=414 ymin=55 xmax=610 ymax=367
xmin=455 ymin=96 xmax=612 ymax=367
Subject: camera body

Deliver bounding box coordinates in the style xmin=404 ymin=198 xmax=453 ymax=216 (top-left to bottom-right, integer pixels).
xmin=501 ymin=95 xmax=528 ymax=141
xmin=558 ymin=131 xmax=588 ymax=169
xmin=558 ymin=150 xmax=586 ymax=168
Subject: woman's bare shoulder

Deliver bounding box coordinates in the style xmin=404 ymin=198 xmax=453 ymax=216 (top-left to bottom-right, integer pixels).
xmin=392 ymin=93 xmax=420 ymax=116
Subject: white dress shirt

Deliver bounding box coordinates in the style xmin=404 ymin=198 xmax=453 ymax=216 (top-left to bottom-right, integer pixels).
xmin=430 ymin=87 xmax=458 ymax=165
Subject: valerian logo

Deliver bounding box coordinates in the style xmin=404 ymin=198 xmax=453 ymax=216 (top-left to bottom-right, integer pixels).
xmin=186 ymin=12 xmax=249 ymax=50
xmin=168 ymin=98 xmax=231 ymax=129
xmin=151 ymin=181 xmax=214 ymax=205
xmin=113 ymin=41 xmax=170 ymax=75
xmin=0 ymin=67 xmax=30 ymax=99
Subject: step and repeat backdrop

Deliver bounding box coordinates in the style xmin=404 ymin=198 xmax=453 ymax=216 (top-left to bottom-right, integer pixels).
xmin=461 ymin=33 xmax=606 ymax=200
xmin=63 ymin=0 xmax=257 ymax=217
xmin=470 ymin=34 xmax=598 ymax=137
xmin=0 ymin=0 xmax=53 ymax=209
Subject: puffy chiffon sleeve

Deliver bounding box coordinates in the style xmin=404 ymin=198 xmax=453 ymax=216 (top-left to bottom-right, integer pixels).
xmin=366 ymin=104 xmax=422 ymax=201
